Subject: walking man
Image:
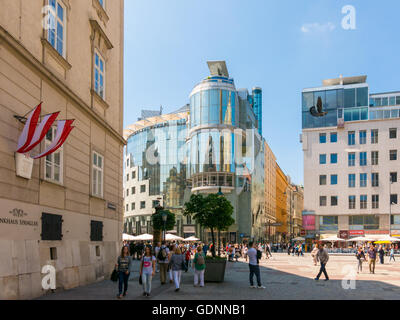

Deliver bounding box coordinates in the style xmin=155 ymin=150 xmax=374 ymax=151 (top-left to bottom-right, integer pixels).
xmin=314 ymin=245 xmax=329 ymax=281
xmin=368 ymin=244 xmax=377 ymax=274
xmin=157 ymin=241 xmax=169 ymax=284
xmin=247 ymin=241 xmax=265 ymax=289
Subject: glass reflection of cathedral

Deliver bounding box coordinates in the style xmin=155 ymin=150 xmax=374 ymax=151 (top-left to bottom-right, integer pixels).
xmin=123 ymin=61 xmax=266 ymax=242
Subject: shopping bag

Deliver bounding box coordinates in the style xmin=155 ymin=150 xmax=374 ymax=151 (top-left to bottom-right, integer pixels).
xmin=111 ymin=269 xmax=118 ymax=282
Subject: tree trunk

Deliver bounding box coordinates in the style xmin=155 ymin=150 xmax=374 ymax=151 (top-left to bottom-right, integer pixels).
xmin=210 ymin=227 xmax=216 ymax=257
xmin=218 ymin=229 xmax=221 ymax=257
xmin=153 ymin=229 xmax=162 ymax=248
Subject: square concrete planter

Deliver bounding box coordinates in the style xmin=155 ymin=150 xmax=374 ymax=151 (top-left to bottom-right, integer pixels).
xmin=204 ymin=259 xmax=227 ymax=283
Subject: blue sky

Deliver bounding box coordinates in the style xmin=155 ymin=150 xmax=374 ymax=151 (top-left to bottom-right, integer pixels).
xmin=124 ymin=0 xmax=400 ymax=185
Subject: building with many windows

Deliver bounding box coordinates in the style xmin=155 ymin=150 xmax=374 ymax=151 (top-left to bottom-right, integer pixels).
xmin=301 ymin=75 xmax=400 ymax=240
xmin=123 ymin=107 xmax=193 ymax=238
xmin=123 ymin=61 xmax=278 ymax=243
xmin=0 ymin=0 xmax=125 ymax=299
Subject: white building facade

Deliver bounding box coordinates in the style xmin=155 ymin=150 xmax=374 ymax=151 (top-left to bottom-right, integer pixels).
xmin=302 ymin=76 xmax=400 ymax=240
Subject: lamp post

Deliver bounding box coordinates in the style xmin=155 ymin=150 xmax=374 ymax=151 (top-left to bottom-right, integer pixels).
xmin=162 ymin=211 xmax=167 ymax=242
xmin=217 ymin=187 xmax=223 ymax=256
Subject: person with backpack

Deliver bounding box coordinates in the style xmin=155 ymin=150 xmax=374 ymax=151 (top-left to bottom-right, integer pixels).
xmin=157 ymin=241 xmax=169 ymax=285
xmin=193 ymin=245 xmax=206 ymax=287
xmin=247 ymin=241 xmax=265 ymax=289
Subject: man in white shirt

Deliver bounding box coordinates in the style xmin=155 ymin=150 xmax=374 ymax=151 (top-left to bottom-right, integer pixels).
xmin=247 ymin=241 xmax=265 ymax=289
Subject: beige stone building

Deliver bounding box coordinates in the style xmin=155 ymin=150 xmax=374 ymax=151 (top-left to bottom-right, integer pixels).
xmin=0 ymin=0 xmax=124 ymax=299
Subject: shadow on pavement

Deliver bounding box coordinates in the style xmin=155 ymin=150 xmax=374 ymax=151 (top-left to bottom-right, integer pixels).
xmin=36 ymin=256 xmax=400 ymax=300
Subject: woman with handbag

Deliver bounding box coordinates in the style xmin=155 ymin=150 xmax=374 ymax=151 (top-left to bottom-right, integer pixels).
xmin=115 ymin=246 xmax=132 ymax=299
xmin=140 ymin=246 xmax=156 ymax=297
xmin=169 ymin=247 xmax=185 ymax=292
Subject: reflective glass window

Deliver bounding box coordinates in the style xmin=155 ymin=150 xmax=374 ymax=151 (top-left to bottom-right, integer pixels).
xmin=356 ymin=87 xmax=368 ymax=107
xmin=344 ymin=89 xmax=356 ymax=108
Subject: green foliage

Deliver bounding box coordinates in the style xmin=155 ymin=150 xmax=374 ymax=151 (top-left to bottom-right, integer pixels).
xmin=184 ymin=193 xmax=235 ymax=235
xmin=152 ymin=210 xmax=176 ymax=231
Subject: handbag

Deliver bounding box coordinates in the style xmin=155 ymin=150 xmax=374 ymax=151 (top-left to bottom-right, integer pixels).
xmin=139 ymin=274 xmax=143 ymax=285
xmin=111 ymin=269 xmax=118 ymax=282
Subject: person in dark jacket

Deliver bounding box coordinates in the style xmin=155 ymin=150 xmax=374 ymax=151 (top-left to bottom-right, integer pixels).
xmin=378 ymin=245 xmax=385 ymax=264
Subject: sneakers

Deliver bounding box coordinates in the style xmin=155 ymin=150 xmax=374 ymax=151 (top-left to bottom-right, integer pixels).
xmin=324 ymin=279 xmax=329 ymax=281
xmin=249 ymin=285 xmax=256 ymax=288
xmin=314 ymin=278 xmax=319 ymax=281
xmin=175 ymin=288 xmax=180 ymax=292
xmin=257 ymin=286 xmax=266 ymax=289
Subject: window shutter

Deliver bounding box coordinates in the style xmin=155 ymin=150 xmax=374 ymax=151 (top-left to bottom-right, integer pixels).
xmin=41 ymin=213 xmax=63 ymax=240
xmin=90 ymin=220 xmax=103 ymax=242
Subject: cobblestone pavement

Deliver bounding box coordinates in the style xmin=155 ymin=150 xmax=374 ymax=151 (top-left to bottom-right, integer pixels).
xmin=37 ymin=253 xmax=400 ymax=300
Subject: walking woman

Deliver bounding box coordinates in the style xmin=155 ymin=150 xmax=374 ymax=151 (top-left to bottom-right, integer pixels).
xmin=168 ymin=245 xmax=174 ymax=284
xmin=140 ymin=246 xmax=156 ymax=297
xmin=311 ymin=244 xmax=319 ymax=266
xmin=193 ymin=246 xmax=206 ymax=287
xmin=169 ymin=247 xmax=185 ymax=292
xmin=389 ymin=245 xmax=396 ymax=263
xmin=356 ymin=247 xmax=366 ymax=273
xmin=115 ymin=246 xmax=132 ymax=299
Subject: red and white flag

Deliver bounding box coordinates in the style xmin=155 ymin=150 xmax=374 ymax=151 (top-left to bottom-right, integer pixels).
xmin=32 ymin=119 xmax=75 ymax=159
xmin=20 ymin=112 xmax=60 ymax=154
xmin=16 ymin=103 xmax=42 ymax=153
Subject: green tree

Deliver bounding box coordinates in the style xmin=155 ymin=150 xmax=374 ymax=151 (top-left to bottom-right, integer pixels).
xmin=184 ymin=193 xmax=234 ymax=257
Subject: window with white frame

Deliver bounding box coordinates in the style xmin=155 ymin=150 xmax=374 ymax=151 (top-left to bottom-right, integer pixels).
xmin=92 ymin=151 xmax=104 ymax=197
xmin=46 ymin=0 xmax=66 ymax=57
xmin=94 ymin=51 xmax=105 ymax=99
xmin=45 ymin=127 xmax=63 ymax=183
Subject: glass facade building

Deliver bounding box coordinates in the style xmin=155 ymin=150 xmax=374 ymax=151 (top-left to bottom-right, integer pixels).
xmin=252 ymin=87 xmax=263 ymax=136
xmin=302 ymin=85 xmax=369 ymax=129
xmin=126 ymin=116 xmax=188 ymax=207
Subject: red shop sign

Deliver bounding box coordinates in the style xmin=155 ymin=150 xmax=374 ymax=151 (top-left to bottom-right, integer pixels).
xmin=349 ymin=230 xmax=364 ymax=236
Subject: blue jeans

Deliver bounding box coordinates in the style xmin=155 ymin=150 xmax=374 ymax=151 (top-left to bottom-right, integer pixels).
xmin=118 ymin=271 xmax=130 ymax=295
xmin=142 ymin=273 xmax=153 ymax=294
xmin=249 ymin=264 xmax=261 ymax=287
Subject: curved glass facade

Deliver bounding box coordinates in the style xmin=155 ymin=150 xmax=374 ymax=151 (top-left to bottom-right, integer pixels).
xmin=126 ymin=118 xmax=188 ymax=207
xmin=190 ymin=89 xmax=236 ymax=128
xmin=189 ymin=129 xmax=236 ymax=176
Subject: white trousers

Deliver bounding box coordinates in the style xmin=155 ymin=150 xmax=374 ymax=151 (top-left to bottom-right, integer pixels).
xmin=173 ymin=270 xmax=182 ymax=289
xmin=194 ymin=269 xmax=205 ymax=286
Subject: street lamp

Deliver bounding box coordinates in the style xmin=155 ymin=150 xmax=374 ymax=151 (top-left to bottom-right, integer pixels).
xmin=162 ymin=211 xmax=168 ymax=242
xmin=216 ymin=187 xmax=223 ymax=255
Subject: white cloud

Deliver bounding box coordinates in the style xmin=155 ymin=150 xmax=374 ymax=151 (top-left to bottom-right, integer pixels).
xmin=301 ymin=22 xmax=336 ymax=33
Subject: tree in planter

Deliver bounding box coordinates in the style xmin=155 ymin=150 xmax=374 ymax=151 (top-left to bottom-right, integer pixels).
xmin=184 ymin=193 xmax=234 ymax=258
xmin=152 ymin=209 xmax=176 ymax=246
